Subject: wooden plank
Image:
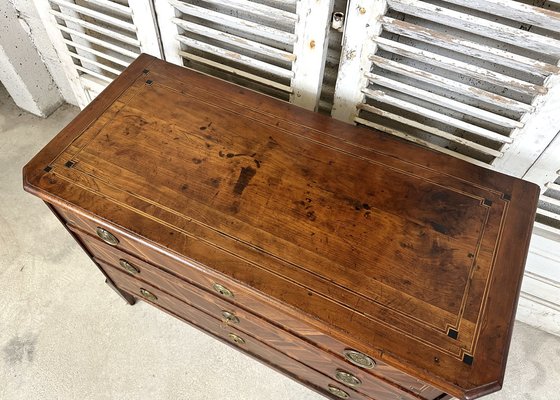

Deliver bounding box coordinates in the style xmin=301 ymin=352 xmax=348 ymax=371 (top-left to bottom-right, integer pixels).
xmin=380 ymin=16 xmax=560 ymax=78
xmin=388 ymin=0 xmax=560 ymax=57
xmin=495 ymin=75 xmax=560 ymax=178
xmin=168 ymin=0 xmax=297 ymax=45
xmin=179 ymin=51 xmax=293 ymax=92
xmin=374 ymin=37 xmax=547 ymax=96
xmin=356 ymin=103 xmax=504 ymax=157
xmin=331 ymin=0 xmax=387 ymax=122
xmin=172 ymin=18 xmax=295 ymax=62
xmin=367 ymin=73 xmax=523 ymax=129
xmin=49 ymin=0 xmax=136 ymax=31
xmin=440 ymin=0 xmax=560 ymax=32
xmin=361 ymin=89 xmax=513 ymax=143
xmin=175 ymin=35 xmax=294 ymax=79
xmin=369 ymin=55 xmax=534 ymax=113
xmin=289 ymin=0 xmax=335 ymax=111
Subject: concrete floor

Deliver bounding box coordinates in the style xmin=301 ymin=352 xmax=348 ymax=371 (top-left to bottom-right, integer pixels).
xmin=1 ymin=86 xmax=560 ymax=400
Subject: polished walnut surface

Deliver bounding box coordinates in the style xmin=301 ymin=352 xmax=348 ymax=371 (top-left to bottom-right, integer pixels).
xmin=24 ymin=54 xmax=539 ymax=399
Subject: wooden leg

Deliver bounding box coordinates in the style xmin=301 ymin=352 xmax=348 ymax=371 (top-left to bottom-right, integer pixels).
xmin=105 ymin=278 xmax=136 ymax=305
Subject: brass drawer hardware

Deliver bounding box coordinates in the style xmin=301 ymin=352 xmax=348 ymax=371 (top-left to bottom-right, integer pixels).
xmin=96 ymin=227 xmax=119 ymax=246
xmin=221 ymin=310 xmax=240 ymax=324
xmin=328 ymin=385 xmax=349 ymax=399
xmin=139 ymin=288 xmax=157 ymax=302
xmin=343 ymin=350 xmax=376 ymax=369
xmin=228 ymin=333 xmax=245 ymax=345
xmin=335 ymin=370 xmax=362 ymax=387
xmin=119 ymin=259 xmax=140 ymax=275
xmin=213 ymin=283 xmax=234 ymax=298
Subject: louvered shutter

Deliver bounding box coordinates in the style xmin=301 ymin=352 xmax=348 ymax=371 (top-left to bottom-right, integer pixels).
xmin=153 ymin=0 xmax=334 ymax=111
xmin=332 ymin=0 xmax=560 ymax=172
xmin=34 ymin=0 xmax=162 ymax=108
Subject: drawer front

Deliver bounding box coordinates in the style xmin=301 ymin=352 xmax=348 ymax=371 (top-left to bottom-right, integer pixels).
xmin=90 ymin=247 xmax=422 ymax=400
xmin=97 ymin=259 xmax=376 ymax=400
xmin=57 ymin=205 xmax=442 ymax=399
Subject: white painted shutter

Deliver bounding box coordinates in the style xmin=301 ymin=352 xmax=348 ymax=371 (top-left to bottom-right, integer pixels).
xmin=332 ymin=0 xmax=560 ymax=172
xmin=153 ymin=0 xmax=334 ymax=111
xmin=33 ymin=0 xmax=162 ymax=108
xmin=517 ymin=132 xmax=560 ymax=336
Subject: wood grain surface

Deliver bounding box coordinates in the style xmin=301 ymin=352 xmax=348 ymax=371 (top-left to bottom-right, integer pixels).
xmin=23 ymin=54 xmax=539 ymax=399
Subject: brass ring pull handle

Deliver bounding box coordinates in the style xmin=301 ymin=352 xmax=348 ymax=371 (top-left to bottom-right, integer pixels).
xmin=213 ymin=283 xmax=234 ymax=298
xmin=335 ymin=370 xmax=362 ymax=387
xmin=343 ymin=349 xmax=376 ymax=369
xmin=327 ymin=385 xmax=350 ymax=399
xmin=228 ymin=333 xmax=245 ymax=345
xmin=139 ymin=288 xmax=157 ymax=302
xmin=96 ymin=227 xmax=119 ymax=246
xmin=221 ymin=310 xmax=240 ymax=324
xmin=119 ymin=259 xmax=140 ymax=275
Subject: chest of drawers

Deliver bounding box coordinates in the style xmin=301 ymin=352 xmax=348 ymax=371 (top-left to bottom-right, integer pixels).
xmin=23 ymin=54 xmax=539 ymax=400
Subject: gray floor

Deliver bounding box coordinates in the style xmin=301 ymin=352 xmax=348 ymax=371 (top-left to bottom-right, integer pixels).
xmin=1 ymin=87 xmax=559 ymax=400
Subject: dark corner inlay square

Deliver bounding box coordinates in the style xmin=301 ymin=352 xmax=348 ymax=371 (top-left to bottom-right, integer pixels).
xmin=483 ymin=198 xmax=493 ymax=206
xmin=503 ymin=193 xmax=512 ymax=201
xmin=143 ymin=69 xmax=150 ymax=74
xmin=64 ymin=161 xmax=75 ymax=168
xmin=44 ymin=166 xmax=52 ymax=172
xmin=146 ymin=79 xmax=153 ymax=85
xmin=463 ymin=354 xmax=474 ymax=365
xmin=447 ymin=329 xmax=459 ymax=340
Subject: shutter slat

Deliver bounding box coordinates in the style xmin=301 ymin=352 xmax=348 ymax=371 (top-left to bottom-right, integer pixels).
xmin=69 ymin=52 xmax=124 ymax=75
xmin=57 ymin=25 xmax=140 ymax=58
xmin=388 ymin=0 xmax=560 ymax=57
xmin=172 ymin=18 xmax=295 ymax=62
xmin=197 ymin=0 xmax=298 ymax=22
xmin=81 ymin=0 xmax=133 ymax=16
xmin=369 ymin=56 xmax=534 ymax=113
xmin=49 ymin=9 xmax=140 ymax=47
xmin=367 ymin=73 xmax=523 ymax=129
xmin=440 ymin=0 xmax=560 ymax=32
xmin=357 ymin=103 xmax=504 ymax=157
xmin=374 ymin=37 xmax=547 ymax=96
xmin=62 ymin=39 xmax=132 ymax=67
xmin=380 ymin=16 xmax=560 ymax=78
xmin=355 ymin=116 xmax=491 ymax=168
xmin=361 ymin=88 xmax=513 ymax=143
xmin=49 ymin=0 xmax=136 ymax=31
xmin=175 ymin=35 xmax=294 ymax=79
xmin=178 ymin=51 xmax=293 ymax=92
xmin=75 ymin=65 xmax=114 ymax=82
xmin=168 ymin=0 xmax=297 ymax=45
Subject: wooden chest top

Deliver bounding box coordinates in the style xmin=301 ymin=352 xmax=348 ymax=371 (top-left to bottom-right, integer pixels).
xmin=24 ymin=54 xmax=539 ymax=399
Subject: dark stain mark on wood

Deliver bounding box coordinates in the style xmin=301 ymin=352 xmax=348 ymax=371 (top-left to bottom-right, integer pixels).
xmin=306 ymin=211 xmax=316 ymax=221
xmin=180 ymin=184 xmax=189 ymax=192
xmin=209 ymin=177 xmax=221 ymax=188
xmin=192 ymin=158 xmax=203 ymax=164
xmin=254 ymin=159 xmax=261 ymax=168
xmin=233 ymin=166 xmax=256 ymax=195
xmin=430 ymin=222 xmax=449 ymax=235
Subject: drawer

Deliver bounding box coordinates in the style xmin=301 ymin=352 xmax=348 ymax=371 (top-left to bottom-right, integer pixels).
xmin=92 ymin=249 xmax=423 ymax=400
xmin=60 ymin=206 xmax=441 ymax=399
xmin=97 ymin=258 xmax=375 ymax=400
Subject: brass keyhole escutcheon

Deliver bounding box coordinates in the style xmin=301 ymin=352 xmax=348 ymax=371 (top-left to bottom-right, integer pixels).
xmin=228 ymin=333 xmax=245 ymax=345
xmin=327 ymin=385 xmax=349 ymax=399
xmin=213 ymin=283 xmax=234 ymax=298
xmin=96 ymin=227 xmax=119 ymax=246
xmin=139 ymin=288 xmax=157 ymax=302
xmin=119 ymin=259 xmax=140 ymax=275
xmin=221 ymin=310 xmax=240 ymax=325
xmin=343 ymin=349 xmax=376 ymax=369
xmin=335 ymin=370 xmax=362 ymax=387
